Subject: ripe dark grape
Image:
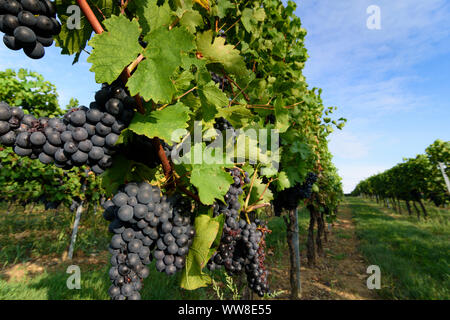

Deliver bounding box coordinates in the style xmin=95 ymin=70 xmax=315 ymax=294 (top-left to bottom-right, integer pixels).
xmin=38 ymin=152 xmax=53 ymax=164
xmin=91 ymin=134 xmax=105 ymax=147
xmin=14 ymin=145 xmax=32 ymax=156
xmin=1 ymin=14 xmax=19 ymax=34
xmin=78 ymin=139 xmax=92 ymax=152
xmin=24 ymin=41 xmax=44 ymax=59
xmin=0 ymin=103 xmax=12 ymax=120
xmin=0 ymin=120 xmax=9 ymax=134
xmin=18 ymin=10 xmax=37 ymax=27
xmin=95 ymin=122 xmax=111 ymax=136
xmin=21 ymin=0 xmax=41 ymax=13
xmin=3 ymin=34 xmax=21 ymax=50
xmin=105 ymin=98 xmax=123 ymax=116
xmin=101 ymin=113 xmax=115 ymax=126
xmin=70 ymin=110 xmax=86 ymax=126
xmin=35 ymin=14 xmax=52 ymax=32
xmin=13 ymin=25 xmax=35 ymax=44
xmin=30 ymin=131 xmax=45 ymax=146
xmin=0 ymin=130 xmax=15 ymax=146
xmin=71 ymin=150 xmax=88 ymax=164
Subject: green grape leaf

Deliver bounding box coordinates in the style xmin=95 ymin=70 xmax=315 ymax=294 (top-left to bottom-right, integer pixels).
xmin=274 ymin=98 xmax=290 ymax=133
xmin=180 ymin=10 xmax=203 ymax=33
xmin=215 ymin=0 xmax=234 ymax=18
xmin=217 ymin=105 xmax=253 ymax=128
xmin=128 ymin=102 xmax=190 ymax=143
xmin=181 ymin=214 xmax=222 ymax=290
xmin=190 ymin=165 xmax=234 ymax=205
xmin=196 ymin=30 xmax=248 ymax=77
xmin=130 ymin=0 xmax=172 ymax=35
xmin=87 ymin=15 xmax=142 ymax=84
xmin=198 ymin=82 xmax=228 ymax=122
xmin=127 ymin=27 xmax=196 ymax=103
xmin=54 ymin=16 xmax=92 ymax=57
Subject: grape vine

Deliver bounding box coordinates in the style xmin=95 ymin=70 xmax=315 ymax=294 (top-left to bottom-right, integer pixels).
xmin=0 ymin=0 xmax=347 ymax=300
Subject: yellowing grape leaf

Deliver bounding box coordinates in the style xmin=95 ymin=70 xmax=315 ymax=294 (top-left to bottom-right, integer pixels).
xmin=194 ymin=0 xmax=209 ymax=10
xmin=196 ymin=30 xmax=248 ymax=77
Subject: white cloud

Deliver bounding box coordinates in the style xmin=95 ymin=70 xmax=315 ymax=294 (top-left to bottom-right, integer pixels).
xmin=335 ymin=163 xmax=389 ymax=194
xmin=329 ymin=131 xmax=369 ymax=160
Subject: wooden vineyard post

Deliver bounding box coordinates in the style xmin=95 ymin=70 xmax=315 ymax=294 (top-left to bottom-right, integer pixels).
xmin=67 ymin=202 xmax=84 ymax=260
xmin=284 ymin=208 xmax=301 ymax=299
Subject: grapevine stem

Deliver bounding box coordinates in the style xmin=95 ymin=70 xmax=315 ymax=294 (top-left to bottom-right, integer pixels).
xmin=244 ymin=167 xmax=259 ymax=211
xmin=228 ymin=83 xmax=250 ymax=107
xmin=127 ymin=54 xmax=145 ymax=74
xmin=224 ymin=18 xmax=241 ymax=34
xmin=94 ymin=4 xmax=106 ymax=20
xmin=169 ymin=17 xmax=181 ymax=30
xmin=151 ymin=137 xmax=173 ymax=182
xmin=257 ymin=178 xmax=274 ymax=203
xmin=223 ymin=72 xmax=250 ymax=102
xmin=158 ymin=86 xmax=198 ymax=111
xmin=246 ymin=203 xmax=271 ymax=213
xmin=76 ymin=0 xmax=104 ymax=34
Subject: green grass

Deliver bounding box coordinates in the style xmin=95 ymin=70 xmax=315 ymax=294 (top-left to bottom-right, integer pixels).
xmin=347 ymin=197 xmax=450 ymax=300
xmin=0 ymin=262 xmax=212 ymax=300
xmin=0 ymin=202 xmax=110 ymax=268
xmin=0 ymin=202 xmax=217 ymax=300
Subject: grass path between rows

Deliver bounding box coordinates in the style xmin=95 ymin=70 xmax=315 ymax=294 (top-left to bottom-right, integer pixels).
xmin=347 ymin=197 xmax=449 ymax=300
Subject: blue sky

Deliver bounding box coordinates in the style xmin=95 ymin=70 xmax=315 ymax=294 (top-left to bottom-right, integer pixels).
xmin=1 ymin=0 xmax=449 ymax=193
xmin=296 ymin=0 xmax=450 ymax=192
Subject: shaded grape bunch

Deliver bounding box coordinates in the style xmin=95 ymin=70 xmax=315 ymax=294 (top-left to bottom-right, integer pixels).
xmin=272 ymin=172 xmax=318 ymax=216
xmin=102 ymin=182 xmax=195 ymax=300
xmin=0 ymin=81 xmax=136 ymax=174
xmin=0 ymin=0 xmax=61 ymax=59
xmin=210 ymin=72 xmax=230 ymax=91
xmin=213 ymin=117 xmax=233 ymax=132
xmin=119 ymin=134 xmax=162 ymax=169
xmin=107 ymin=227 xmax=150 ymax=301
